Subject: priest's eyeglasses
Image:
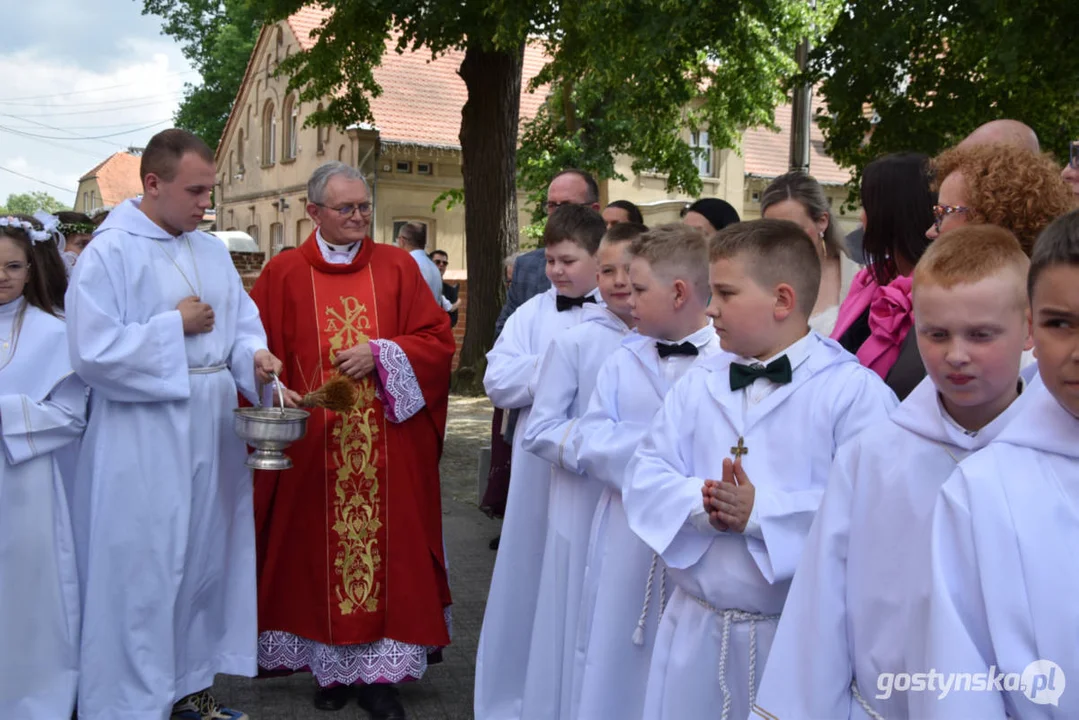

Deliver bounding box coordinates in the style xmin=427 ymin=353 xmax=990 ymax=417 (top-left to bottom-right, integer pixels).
xmin=932 ymin=204 xmax=969 ymax=232
xmin=315 ymin=202 xmax=373 ymax=217
xmin=0 ymin=261 xmax=29 ymax=277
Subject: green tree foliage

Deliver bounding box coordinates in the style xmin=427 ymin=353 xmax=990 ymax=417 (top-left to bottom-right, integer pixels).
xmin=517 ymin=0 xmax=840 ymax=219
xmin=142 ymin=0 xmax=261 ymax=149
xmin=242 ymin=0 xmax=554 ymax=391
xmin=810 ymin=0 xmax=1079 ymax=192
xmin=0 ymin=192 xmax=69 ymax=215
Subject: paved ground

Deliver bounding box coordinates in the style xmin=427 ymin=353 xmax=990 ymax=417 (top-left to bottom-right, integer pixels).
xmin=214 ymin=396 xmax=499 ymax=720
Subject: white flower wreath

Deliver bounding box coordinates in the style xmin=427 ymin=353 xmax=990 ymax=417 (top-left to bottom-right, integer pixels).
xmin=0 ymin=216 xmax=50 ymax=244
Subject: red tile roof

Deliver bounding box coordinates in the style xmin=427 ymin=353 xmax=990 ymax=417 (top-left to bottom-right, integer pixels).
xmin=742 ymin=99 xmax=851 ymax=185
xmin=283 ymin=8 xmax=848 ymax=182
xmin=79 ymin=152 xmax=143 ymax=206
xmin=286 ymin=7 xmax=548 ymax=147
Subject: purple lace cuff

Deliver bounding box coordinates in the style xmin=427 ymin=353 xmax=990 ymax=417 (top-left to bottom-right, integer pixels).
xmin=369 ymin=339 xmax=426 ymax=423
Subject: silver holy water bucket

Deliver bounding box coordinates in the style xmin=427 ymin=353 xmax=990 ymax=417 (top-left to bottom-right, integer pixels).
xmin=233 ymin=373 xmax=309 ymax=470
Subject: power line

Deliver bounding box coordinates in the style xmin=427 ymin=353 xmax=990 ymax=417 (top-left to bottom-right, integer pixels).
xmin=0 ymin=70 xmax=199 ymax=102
xmin=2 ymin=99 xmax=178 ymax=118
xmin=0 ymin=119 xmax=169 ymax=140
xmin=0 ymin=112 xmax=134 ymax=152
xmin=0 ymin=118 xmax=173 ymax=131
xmin=0 ymin=126 xmax=111 ymax=160
xmin=0 ymin=90 xmax=185 ymax=109
xmin=0 ymin=166 xmax=76 ymax=195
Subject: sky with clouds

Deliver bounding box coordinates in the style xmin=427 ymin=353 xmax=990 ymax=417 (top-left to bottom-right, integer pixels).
xmin=0 ymin=0 xmax=194 ymax=204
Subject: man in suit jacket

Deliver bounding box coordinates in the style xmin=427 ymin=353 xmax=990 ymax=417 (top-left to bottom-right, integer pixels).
xmin=429 ymin=249 xmax=460 ymax=327
xmin=493 ymin=169 xmax=601 ymax=335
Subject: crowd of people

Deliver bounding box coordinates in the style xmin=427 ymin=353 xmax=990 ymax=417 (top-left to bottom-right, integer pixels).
xmin=477 ymin=120 xmax=1079 ymax=720
xmin=2 ymin=130 xmax=455 ymax=720
xmin=2 ymin=116 xmax=1078 ymax=720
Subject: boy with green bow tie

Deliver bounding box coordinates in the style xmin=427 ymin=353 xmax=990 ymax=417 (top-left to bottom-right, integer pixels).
xmin=622 ymin=219 xmax=896 ymax=720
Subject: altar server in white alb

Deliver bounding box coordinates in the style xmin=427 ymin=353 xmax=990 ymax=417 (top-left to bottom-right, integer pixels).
xmin=66 ymin=129 xmax=284 ymax=720
xmin=476 ymin=204 xmax=606 ymax=720
xmin=519 ymin=221 xmax=642 ymax=719
xmin=624 ymin=220 xmax=897 ymax=720
xmin=0 ymin=216 xmax=86 ymax=719
xmin=574 ymin=224 xmax=721 ymax=720
xmin=753 ymin=224 xmax=1035 ymax=720
xmin=912 ymin=209 xmax=1079 ymax=719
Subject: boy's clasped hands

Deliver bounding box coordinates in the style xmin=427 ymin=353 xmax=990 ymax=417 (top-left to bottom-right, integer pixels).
xmin=702 ymin=457 xmax=755 ymax=533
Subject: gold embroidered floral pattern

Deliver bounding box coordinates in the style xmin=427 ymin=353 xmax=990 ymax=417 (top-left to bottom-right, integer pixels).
xmin=325 ymin=295 xmax=384 ymax=616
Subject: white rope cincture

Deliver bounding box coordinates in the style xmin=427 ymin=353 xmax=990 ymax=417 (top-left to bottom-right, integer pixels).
xmin=189 ymin=364 xmax=228 ymax=374
xmin=633 ymin=553 xmax=661 ymax=646
xmin=689 ymin=593 xmax=779 ymax=720
xmin=850 ymin=678 xmax=886 ymax=720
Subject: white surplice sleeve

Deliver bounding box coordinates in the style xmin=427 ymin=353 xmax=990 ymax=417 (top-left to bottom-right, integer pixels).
xmin=754 ymin=444 xmax=858 ymax=719
xmin=577 ymin=361 xmax=649 ymax=491
xmin=66 ymin=244 xmax=191 ymax=403
xmin=0 ymin=373 xmax=87 ymax=464
xmin=521 ymin=336 xmax=583 ymax=472
xmin=228 ymin=275 xmax=268 ymax=405
xmin=912 ymin=471 xmax=1008 ymax=719
xmin=484 ymin=299 xmax=541 ymax=409
xmin=749 ymin=367 xmax=897 ymax=583
xmin=624 ymin=375 xmax=714 ymax=570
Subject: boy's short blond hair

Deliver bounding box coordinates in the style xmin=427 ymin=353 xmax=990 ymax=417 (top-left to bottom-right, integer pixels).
xmin=628 ymin=223 xmax=710 ymax=299
xmin=708 ymin=219 xmax=821 ymax=317
xmin=602 ymin=222 xmax=649 ymax=247
xmin=913 ymin=224 xmax=1030 ymax=309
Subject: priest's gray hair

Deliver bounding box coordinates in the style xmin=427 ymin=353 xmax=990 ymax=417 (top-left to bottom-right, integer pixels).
xmin=308 ymin=162 xmax=370 ymax=205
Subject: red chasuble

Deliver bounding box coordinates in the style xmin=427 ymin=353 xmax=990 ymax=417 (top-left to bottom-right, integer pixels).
xmin=249 ymin=233 xmax=455 ymax=648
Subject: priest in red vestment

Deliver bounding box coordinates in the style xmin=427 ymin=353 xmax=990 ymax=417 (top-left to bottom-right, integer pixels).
xmin=249 ymin=161 xmax=455 ymax=719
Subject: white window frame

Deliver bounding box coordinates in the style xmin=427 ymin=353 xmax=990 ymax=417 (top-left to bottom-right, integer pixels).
xmin=691 ymin=130 xmax=712 ymax=177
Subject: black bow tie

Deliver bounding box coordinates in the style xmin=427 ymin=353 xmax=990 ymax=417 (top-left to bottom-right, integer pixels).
xmin=729 ymin=355 xmax=793 ymax=391
xmin=656 ymin=341 xmax=699 ymax=359
xmin=555 ymin=295 xmax=597 ymax=312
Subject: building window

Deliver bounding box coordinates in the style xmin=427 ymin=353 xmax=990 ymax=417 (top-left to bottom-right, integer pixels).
xmin=338 ymin=145 xmax=348 ymax=163
xmin=393 ymin=219 xmax=430 ymax=244
xmin=89 ymin=190 xmax=96 ymax=209
xmin=396 ymin=161 xmax=412 ymax=173
xmin=247 ymin=225 xmax=260 ymax=245
xmin=284 ymin=96 xmax=298 ymax=160
xmin=316 ymin=103 xmax=326 ymax=154
xmin=691 ymin=130 xmax=712 ymax=177
xmin=417 ymin=162 xmax=432 ymax=175
xmin=237 ymin=129 xmax=245 ymax=174
xmin=262 ymin=102 xmax=276 ymax=165
xmin=270 ymin=222 xmax=284 ymax=253
xmin=83 ymin=192 xmax=88 ymax=210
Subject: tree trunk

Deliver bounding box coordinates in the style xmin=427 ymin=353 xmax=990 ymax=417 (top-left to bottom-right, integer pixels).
xmin=453 ymin=42 xmax=525 ymax=394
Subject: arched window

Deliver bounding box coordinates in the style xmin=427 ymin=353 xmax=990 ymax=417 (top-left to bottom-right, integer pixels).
xmin=262 ymin=102 xmax=276 ymax=165
xmin=316 ymin=103 xmax=326 ymax=154
xmin=338 ymin=144 xmax=348 ymax=163
xmin=237 ymin=128 xmax=245 ymax=172
xmin=270 ymin=222 xmax=284 ymax=253
xmin=284 ymin=95 xmax=299 ymax=160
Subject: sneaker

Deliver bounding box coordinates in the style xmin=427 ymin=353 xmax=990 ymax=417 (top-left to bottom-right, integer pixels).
xmin=171 ymin=690 xmax=249 ymax=720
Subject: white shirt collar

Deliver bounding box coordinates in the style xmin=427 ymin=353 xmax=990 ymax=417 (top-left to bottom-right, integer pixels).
xmin=680 ymin=323 xmax=718 ymax=349
xmin=735 ymin=329 xmax=815 ymax=370
xmin=316 ymin=228 xmax=361 ymax=264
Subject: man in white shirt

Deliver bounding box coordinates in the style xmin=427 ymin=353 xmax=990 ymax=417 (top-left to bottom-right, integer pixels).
xmin=397 ymin=222 xmax=451 ymax=310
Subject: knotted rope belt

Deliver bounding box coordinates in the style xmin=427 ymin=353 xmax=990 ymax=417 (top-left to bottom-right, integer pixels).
xmin=687 ymin=592 xmax=779 ymax=720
